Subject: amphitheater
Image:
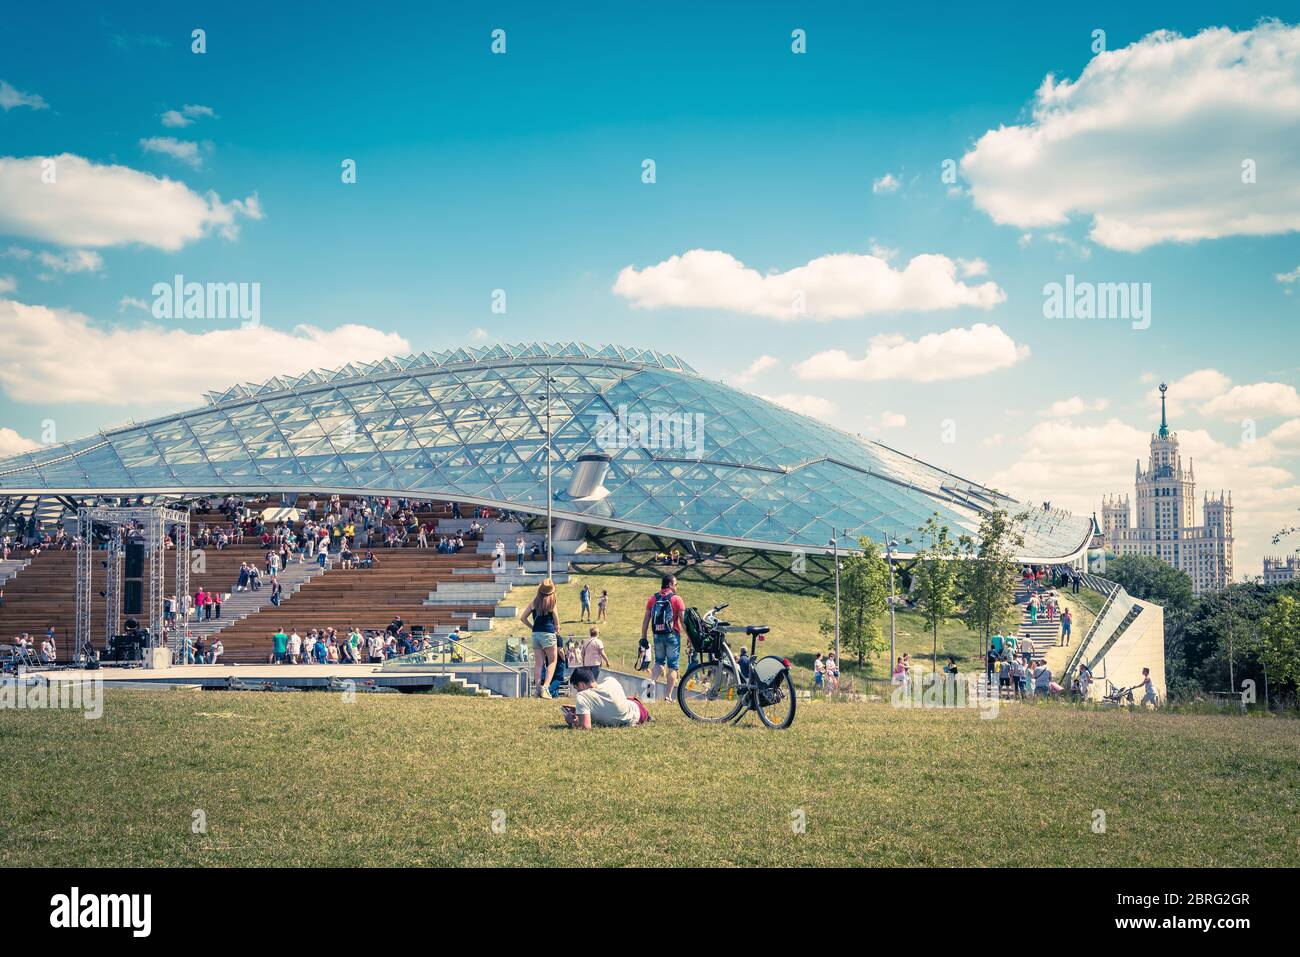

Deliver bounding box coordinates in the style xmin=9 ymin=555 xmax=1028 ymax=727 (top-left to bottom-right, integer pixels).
xmin=0 ymin=342 xmax=1162 ymax=698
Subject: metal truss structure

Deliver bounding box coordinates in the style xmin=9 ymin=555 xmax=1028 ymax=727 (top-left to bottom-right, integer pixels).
xmin=74 ymin=506 xmax=190 ymax=664
xmin=576 ymin=526 xmax=840 ymax=596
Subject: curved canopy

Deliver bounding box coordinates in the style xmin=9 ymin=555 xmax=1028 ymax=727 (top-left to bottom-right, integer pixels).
xmin=0 ymin=341 xmax=1090 ymax=561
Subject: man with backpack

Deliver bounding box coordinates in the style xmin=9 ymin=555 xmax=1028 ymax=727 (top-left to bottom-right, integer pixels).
xmin=642 ymin=574 xmax=686 ymax=701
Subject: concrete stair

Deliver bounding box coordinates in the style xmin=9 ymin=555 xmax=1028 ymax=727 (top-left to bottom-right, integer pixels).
xmin=1012 ymin=586 xmax=1065 ymax=653
xmin=0 ymin=558 xmax=32 ymax=587
xmin=182 ymin=559 xmax=328 ymax=639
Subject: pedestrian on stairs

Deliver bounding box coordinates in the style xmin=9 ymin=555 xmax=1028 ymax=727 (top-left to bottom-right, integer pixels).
xmin=1060 ymin=608 xmax=1072 ymax=647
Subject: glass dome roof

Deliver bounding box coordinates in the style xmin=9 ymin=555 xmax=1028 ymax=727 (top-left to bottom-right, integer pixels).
xmin=0 ymin=341 xmax=1090 ymax=561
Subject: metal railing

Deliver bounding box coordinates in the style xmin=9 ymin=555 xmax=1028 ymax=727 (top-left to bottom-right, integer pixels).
xmin=1062 ymin=576 xmax=1129 ymax=681
xmin=381 ymin=633 xmax=531 ymax=697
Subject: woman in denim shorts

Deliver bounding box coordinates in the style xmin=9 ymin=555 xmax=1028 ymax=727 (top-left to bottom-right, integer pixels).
xmin=521 ymin=579 xmax=560 ymax=698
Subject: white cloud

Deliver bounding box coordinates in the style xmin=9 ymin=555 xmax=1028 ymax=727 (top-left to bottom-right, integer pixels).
xmin=793 ymin=323 xmax=1030 ymax=382
xmin=1268 ymin=418 xmax=1300 ymax=451
xmin=956 ymin=258 xmax=988 ymax=277
xmin=0 ymin=154 xmax=263 ymax=251
xmin=730 ymin=354 xmax=780 ymax=386
xmin=0 ymin=275 xmax=14 ymax=294
xmin=868 ymin=240 xmax=898 ymax=262
xmin=1150 ymin=369 xmax=1300 ymax=421
xmin=872 ymin=173 xmax=900 ymax=194
xmin=140 ymin=136 xmax=204 ymax=168
xmin=0 ymin=80 xmax=47 ymax=111
xmin=1148 ymin=368 xmax=1232 ymax=417
xmin=878 ymin=411 xmax=907 ymax=429
xmin=961 ymin=22 xmax=1300 ymax=251
xmin=0 ymin=427 xmax=41 ymax=458
xmin=161 ymin=104 xmax=215 ymax=128
xmin=1201 ymin=382 xmax=1300 ymax=420
xmin=1042 ymin=395 xmax=1109 ymax=418
xmin=118 ymin=295 xmax=150 ymax=313
xmin=469 ymin=327 xmax=490 ymax=341
xmin=759 ymin=393 xmax=837 ymax=419
xmin=613 ymin=249 xmax=1005 ymax=320
xmin=1275 ymin=265 xmax=1300 ymax=283
xmin=1043 ymin=232 xmax=1092 ymax=259
xmin=36 ymin=249 xmax=104 ymax=277
xmin=0 ymin=297 xmax=411 ymax=406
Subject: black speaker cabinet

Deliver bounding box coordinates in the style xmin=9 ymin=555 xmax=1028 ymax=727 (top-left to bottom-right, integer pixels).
xmin=123 ymin=579 xmax=143 ymax=615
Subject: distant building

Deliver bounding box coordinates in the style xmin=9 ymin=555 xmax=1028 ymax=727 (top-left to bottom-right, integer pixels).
xmin=1101 ymin=383 xmax=1233 ymax=594
xmin=1262 ymin=555 xmax=1299 ymax=585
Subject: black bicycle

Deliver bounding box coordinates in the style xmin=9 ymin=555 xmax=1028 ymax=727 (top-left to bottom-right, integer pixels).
xmin=677 ymin=604 xmax=796 ymax=729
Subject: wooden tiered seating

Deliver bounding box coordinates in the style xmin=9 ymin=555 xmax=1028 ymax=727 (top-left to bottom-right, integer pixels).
xmin=0 ymin=541 xmax=290 ymax=653
xmin=208 ymin=549 xmax=499 ymax=662
xmin=0 ymin=496 xmax=513 ymax=662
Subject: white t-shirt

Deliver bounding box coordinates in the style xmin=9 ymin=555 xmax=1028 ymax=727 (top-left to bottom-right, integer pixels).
xmin=288 ymin=633 xmax=302 ymax=654
xmin=574 ymin=676 xmax=639 ymax=727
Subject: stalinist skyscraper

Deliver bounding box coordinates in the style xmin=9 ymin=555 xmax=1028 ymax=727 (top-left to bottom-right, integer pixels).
xmin=1101 ymin=383 xmax=1234 ymax=594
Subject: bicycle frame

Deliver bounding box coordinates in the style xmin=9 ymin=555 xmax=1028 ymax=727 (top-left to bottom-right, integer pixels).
xmin=692 ymin=605 xmax=790 ymax=723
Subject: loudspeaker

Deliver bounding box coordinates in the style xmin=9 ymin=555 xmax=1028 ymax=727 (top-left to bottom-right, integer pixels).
xmin=124 ymin=542 xmax=145 ymax=579
xmin=123 ymin=580 xmax=143 ymax=615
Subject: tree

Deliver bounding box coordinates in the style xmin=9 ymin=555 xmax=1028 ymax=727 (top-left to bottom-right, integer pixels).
xmin=1105 ymin=554 xmax=1194 ymax=616
xmin=912 ymin=514 xmax=961 ymax=673
xmin=819 ymin=538 xmax=890 ymax=668
xmin=958 ymin=508 xmax=1025 ymax=663
xmin=1252 ymin=593 xmax=1300 ymax=690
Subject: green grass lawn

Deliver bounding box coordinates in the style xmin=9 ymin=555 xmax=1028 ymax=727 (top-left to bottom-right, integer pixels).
xmin=490 ymin=571 xmax=987 ymax=685
xmin=1 ymin=689 xmax=1295 ymax=867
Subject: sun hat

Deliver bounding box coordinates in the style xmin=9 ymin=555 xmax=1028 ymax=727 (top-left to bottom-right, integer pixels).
xmin=537 ymin=579 xmax=556 ymax=596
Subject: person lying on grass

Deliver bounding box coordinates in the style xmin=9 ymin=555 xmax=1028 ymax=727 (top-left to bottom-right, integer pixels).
xmin=561 ymin=667 xmax=650 ymax=729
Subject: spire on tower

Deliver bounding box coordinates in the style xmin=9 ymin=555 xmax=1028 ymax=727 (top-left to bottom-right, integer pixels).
xmin=1158 ymin=382 xmax=1169 ymax=438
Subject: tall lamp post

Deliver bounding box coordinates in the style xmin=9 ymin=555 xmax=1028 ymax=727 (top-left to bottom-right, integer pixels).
xmin=884 ymin=536 xmax=899 ymax=668
xmin=828 ymin=528 xmax=851 ymax=668
xmin=541 ymin=373 xmax=556 ymax=580
xmin=830 ymin=534 xmax=841 ymax=668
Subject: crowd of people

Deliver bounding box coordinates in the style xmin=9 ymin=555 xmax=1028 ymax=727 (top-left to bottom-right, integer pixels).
xmin=266 ymin=617 xmax=454 ymax=665
xmin=6 ymin=630 xmax=58 ymax=665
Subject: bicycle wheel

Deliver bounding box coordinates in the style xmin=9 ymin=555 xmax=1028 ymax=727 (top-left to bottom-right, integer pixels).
xmin=755 ymin=670 xmax=797 ymax=729
xmin=677 ymin=660 xmax=745 ymax=723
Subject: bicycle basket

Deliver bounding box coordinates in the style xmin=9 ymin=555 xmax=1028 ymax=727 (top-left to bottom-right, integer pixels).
xmin=684 ymin=607 xmax=718 ymax=655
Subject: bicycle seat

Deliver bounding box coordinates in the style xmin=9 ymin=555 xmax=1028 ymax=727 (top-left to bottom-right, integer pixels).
xmin=746 ymin=625 xmax=770 ymax=636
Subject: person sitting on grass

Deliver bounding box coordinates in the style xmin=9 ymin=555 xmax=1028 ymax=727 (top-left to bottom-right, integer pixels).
xmin=562 ymin=667 xmax=649 ymax=729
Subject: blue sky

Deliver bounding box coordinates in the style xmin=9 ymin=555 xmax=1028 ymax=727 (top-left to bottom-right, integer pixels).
xmin=1 ymin=1 xmax=1297 ymax=575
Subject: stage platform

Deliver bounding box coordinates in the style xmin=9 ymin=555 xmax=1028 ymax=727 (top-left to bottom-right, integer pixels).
xmin=32 ymin=661 xmax=525 ymax=696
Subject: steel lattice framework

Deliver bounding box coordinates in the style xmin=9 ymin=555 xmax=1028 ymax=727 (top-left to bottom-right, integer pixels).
xmin=74 ymin=506 xmax=190 ymax=663
xmin=3 ymin=342 xmax=1091 ymax=563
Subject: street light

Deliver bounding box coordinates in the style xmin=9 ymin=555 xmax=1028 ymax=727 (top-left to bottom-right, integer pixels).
xmin=884 ymin=536 xmax=899 ymax=668
xmin=830 ymin=534 xmax=841 ymax=669
xmin=828 ymin=528 xmax=852 ymax=669
xmin=539 ymin=374 xmax=556 ymax=580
